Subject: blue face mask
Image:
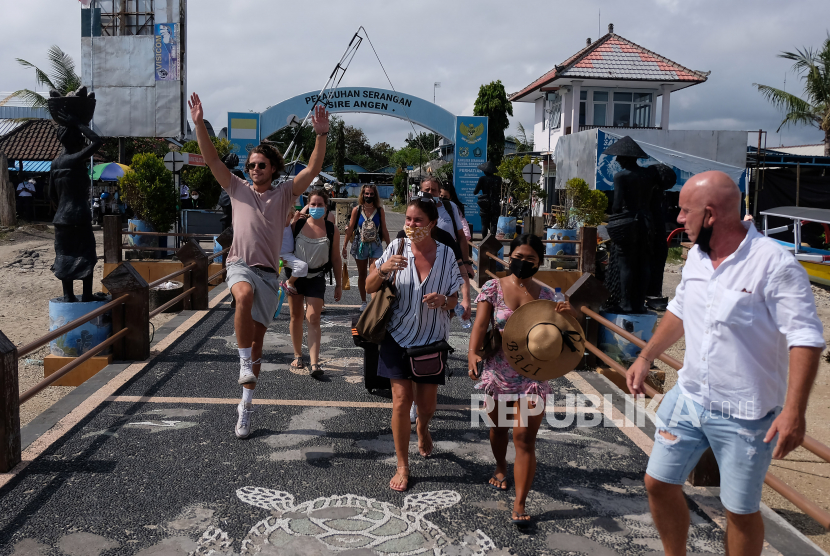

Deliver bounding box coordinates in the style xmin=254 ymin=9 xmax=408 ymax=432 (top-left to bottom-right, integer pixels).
xmin=309 ymin=207 xmax=326 ymax=220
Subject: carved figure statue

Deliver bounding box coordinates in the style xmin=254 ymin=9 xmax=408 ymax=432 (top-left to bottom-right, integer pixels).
xmin=602 ymin=136 xmax=661 ymax=314
xmin=645 ymin=164 xmax=678 ymax=310
xmin=47 ymin=87 xmax=102 ymax=302
xmin=474 ymin=160 xmax=501 ymax=237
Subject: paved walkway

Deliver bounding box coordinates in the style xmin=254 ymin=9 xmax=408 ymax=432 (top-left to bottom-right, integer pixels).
xmin=0 ymin=211 xmax=825 ymax=555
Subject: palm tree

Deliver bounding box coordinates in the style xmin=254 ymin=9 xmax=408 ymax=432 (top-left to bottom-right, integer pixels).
xmin=754 ymin=34 xmax=830 ymax=156
xmin=1 ymin=45 xmax=81 ymax=109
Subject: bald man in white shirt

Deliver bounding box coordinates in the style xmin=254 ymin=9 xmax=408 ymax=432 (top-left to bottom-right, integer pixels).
xmin=628 ymin=171 xmax=824 ymax=556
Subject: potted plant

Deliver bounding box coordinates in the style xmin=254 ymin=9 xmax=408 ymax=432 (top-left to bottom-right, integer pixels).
xmin=549 ymin=177 xmax=607 ymax=257
xmin=117 ymin=153 xmax=177 ymax=257
xmin=496 ymin=154 xmax=546 ymax=239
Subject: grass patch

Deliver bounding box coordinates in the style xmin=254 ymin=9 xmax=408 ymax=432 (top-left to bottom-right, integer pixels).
xmin=667 ymin=246 xmax=683 ymax=264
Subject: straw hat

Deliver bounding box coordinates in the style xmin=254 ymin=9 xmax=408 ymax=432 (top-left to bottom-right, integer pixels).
xmin=502 ymin=300 xmax=585 ymax=381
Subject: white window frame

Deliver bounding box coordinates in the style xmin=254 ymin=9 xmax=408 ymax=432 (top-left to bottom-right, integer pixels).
xmin=546 ymin=92 xmax=562 ymax=130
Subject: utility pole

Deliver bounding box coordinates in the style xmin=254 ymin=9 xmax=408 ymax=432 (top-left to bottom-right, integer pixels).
xmin=433 ymin=82 xmax=440 ymax=152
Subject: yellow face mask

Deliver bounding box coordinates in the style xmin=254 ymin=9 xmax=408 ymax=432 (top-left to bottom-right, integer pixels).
xmin=404 ymin=224 xmax=432 ymax=244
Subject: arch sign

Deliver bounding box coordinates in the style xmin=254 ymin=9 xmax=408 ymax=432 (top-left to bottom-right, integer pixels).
xmin=228 ymin=87 xmax=488 ymax=230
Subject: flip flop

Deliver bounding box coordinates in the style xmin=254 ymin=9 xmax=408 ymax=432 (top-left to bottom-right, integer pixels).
xmin=290 ymin=356 xmax=306 ymax=372
xmin=488 ymin=476 xmax=509 ymax=491
xmin=511 ymin=511 xmax=532 ymax=527
xmin=390 ymin=466 xmax=409 ymax=492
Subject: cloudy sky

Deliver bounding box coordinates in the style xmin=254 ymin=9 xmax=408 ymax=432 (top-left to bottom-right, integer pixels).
xmin=1 ymin=0 xmax=827 ymax=149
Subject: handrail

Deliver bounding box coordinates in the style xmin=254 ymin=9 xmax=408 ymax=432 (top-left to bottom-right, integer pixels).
xmin=120 ymin=245 xmax=177 ymax=252
xmin=208 ymin=268 xmax=228 ymax=282
xmin=19 ymin=327 xmax=129 ymax=404
xmin=666 ymin=227 xmax=685 ymax=246
xmin=148 ymin=262 xmax=197 ymax=288
xmin=581 ymin=307 xmax=683 ymax=370
xmin=17 ymin=294 xmax=130 ymax=358
xmin=583 ymin=342 xmax=663 ymax=400
xmin=765 ymin=472 xmax=830 ymax=529
xmin=121 ymin=231 xmax=220 ymax=238
xmin=149 ymin=287 xmax=196 ymax=318
xmin=210 ymin=247 xmax=230 ymax=261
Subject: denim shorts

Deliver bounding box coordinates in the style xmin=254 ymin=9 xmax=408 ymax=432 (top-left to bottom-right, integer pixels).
xmin=351 ymin=240 xmax=383 ymax=261
xmin=645 ymin=386 xmax=779 ymax=515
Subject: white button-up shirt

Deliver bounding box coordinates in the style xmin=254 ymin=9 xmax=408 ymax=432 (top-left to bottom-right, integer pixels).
xmin=667 ymin=222 xmax=825 ymax=420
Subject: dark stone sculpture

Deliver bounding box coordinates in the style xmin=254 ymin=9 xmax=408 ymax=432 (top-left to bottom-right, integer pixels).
xmin=47 ymin=87 xmax=102 ymax=302
xmin=602 ymin=137 xmax=661 ymax=314
xmin=475 ymin=160 xmax=501 ymax=237
xmin=645 ymin=164 xmax=678 ymax=310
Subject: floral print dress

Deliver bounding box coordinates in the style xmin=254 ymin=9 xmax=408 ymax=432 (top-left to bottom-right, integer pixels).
xmin=474 ymin=278 xmax=557 ymax=402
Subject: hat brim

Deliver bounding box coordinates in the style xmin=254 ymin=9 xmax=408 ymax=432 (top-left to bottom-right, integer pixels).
xmin=502 ymin=300 xmax=585 ymax=381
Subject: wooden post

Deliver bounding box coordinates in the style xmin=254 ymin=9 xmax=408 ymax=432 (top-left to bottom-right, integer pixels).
xmin=102 ymin=263 xmax=150 ymax=361
xmin=0 ymin=330 xmax=21 ymax=472
xmin=103 ymin=215 xmax=122 ymax=264
xmin=566 ymin=273 xmax=609 ymax=369
xmin=177 ymin=239 xmax=209 ymax=310
xmin=579 ymin=226 xmax=597 ymax=275
xmin=689 ymin=448 xmax=720 ymax=486
xmin=476 ymin=234 xmax=503 ymax=288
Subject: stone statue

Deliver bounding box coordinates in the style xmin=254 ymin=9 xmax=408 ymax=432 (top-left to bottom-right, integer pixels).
xmin=474 ymin=160 xmax=501 ymax=237
xmin=602 ymin=136 xmax=661 ymax=314
xmin=47 ymin=87 xmax=102 ymax=302
xmin=645 ymin=164 xmax=678 ymax=310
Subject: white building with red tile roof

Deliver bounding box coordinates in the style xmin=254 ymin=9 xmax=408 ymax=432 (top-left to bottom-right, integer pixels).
xmin=510 ymin=23 xmax=710 ymax=154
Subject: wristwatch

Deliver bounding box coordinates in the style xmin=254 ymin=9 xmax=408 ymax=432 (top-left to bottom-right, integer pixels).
xmin=440 ymin=295 xmax=448 ymax=309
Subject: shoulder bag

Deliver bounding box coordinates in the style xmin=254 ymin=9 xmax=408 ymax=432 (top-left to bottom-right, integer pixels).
xmin=476 ymin=300 xmax=502 ymax=360
xmin=406 ymin=340 xmax=454 ymax=378
xmin=355 ymin=240 xmax=405 ymax=343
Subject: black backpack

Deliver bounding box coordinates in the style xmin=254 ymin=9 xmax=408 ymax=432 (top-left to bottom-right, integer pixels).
xmin=441 ymin=200 xmax=460 ymax=242
xmin=293 ymin=218 xmax=335 ymax=275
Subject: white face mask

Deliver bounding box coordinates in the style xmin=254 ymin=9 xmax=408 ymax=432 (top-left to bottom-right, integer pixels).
xmin=191 ymin=194 xmax=199 ymax=200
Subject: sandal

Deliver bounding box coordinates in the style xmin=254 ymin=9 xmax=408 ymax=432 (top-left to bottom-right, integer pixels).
xmin=511 ymin=511 xmax=532 ymax=527
xmin=390 ymin=466 xmax=409 ymax=492
xmin=309 ymin=363 xmax=324 ymax=379
xmin=488 ymin=475 xmax=509 ymax=491
xmin=290 ymin=355 xmax=306 ymax=372
xmin=282 ymin=282 xmax=298 ymax=296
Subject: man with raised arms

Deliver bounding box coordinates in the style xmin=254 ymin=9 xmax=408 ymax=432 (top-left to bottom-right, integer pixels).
xmin=189 ymin=93 xmax=332 ymax=439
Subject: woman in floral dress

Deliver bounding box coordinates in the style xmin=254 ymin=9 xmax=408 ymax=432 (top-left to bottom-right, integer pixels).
xmin=467 ymin=234 xmax=577 ymax=526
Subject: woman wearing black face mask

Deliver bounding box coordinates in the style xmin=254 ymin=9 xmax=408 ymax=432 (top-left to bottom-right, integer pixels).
xmin=467 ymin=233 xmax=578 ymax=525
xmin=343 ymin=184 xmax=391 ymax=311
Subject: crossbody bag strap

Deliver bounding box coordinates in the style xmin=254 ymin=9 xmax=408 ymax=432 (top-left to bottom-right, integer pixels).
xmin=388 ymin=239 xmax=406 ymax=285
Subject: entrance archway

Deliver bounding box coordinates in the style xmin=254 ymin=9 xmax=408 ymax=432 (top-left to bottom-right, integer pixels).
xmin=228 ymin=87 xmax=488 ymax=230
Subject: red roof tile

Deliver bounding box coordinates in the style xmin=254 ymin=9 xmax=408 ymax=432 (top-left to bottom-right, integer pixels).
xmin=0 ymin=119 xmax=62 ymax=161
xmin=510 ymin=33 xmax=708 ymax=102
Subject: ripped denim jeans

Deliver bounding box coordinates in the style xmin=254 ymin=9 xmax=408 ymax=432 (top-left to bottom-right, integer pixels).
xmin=645 ymin=386 xmax=779 ymax=515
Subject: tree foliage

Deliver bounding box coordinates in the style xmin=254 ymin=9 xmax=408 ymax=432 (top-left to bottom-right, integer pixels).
xmin=345 ymin=169 xmax=360 ymax=183
xmin=507 ymin=122 xmax=534 ymax=152
xmin=3 ymin=45 xmax=81 ymax=110
xmin=180 ymin=137 xmax=232 ymax=209
xmin=117 ymin=153 xmax=177 ymax=233
xmin=389 ymin=146 xmax=423 ymax=170
xmin=754 ymin=33 xmax=830 ymax=155
xmin=556 ymin=177 xmax=608 ymax=229
xmin=473 ymin=80 xmax=514 ymax=166
xmin=392 ymin=168 xmax=407 ymax=204
xmin=99 ymin=137 xmax=170 ymax=165
xmin=496 ymin=154 xmax=545 ymax=210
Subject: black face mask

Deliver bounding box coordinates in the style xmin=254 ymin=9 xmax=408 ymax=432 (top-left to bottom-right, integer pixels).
xmin=695 ymin=210 xmax=713 ymax=255
xmin=509 ymin=258 xmax=539 ymax=279
xmin=364 ymin=195 xmax=375 ymax=202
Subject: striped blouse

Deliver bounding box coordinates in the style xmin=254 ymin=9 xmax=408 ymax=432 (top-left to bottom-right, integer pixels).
xmin=375 ymin=238 xmax=464 ymax=348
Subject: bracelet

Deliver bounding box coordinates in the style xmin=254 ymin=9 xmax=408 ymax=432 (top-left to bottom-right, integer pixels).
xmin=317 ymin=132 xmax=328 ymax=136
xmin=378 ymin=268 xmax=390 ymax=279
xmin=637 ymin=354 xmax=653 ymax=364
xmin=440 ymin=295 xmax=448 ymax=309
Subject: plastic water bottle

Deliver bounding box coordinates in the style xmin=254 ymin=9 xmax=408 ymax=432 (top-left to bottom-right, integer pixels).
xmin=455 ymin=303 xmax=472 ymax=329
xmin=553 ymin=287 xmax=566 ymax=303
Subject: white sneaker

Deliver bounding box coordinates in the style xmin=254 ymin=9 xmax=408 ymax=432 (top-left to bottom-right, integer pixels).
xmin=236 ymin=402 xmax=254 ymax=439
xmin=359 ymin=301 xmax=368 ymax=312
xmin=410 ymin=402 xmax=417 ymax=424
xmin=238 ymin=357 xmax=257 ymax=385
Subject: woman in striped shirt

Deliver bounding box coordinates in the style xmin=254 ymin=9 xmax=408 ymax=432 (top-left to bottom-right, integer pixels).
xmin=367 ymin=197 xmax=464 ymax=492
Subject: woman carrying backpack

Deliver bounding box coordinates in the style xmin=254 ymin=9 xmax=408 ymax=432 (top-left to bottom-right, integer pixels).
xmin=342 ymin=184 xmax=391 ymax=311
xmin=288 ymin=188 xmax=342 ymax=378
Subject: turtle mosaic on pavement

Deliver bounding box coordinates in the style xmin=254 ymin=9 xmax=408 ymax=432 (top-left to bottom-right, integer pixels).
xmin=192 ymin=488 xmax=501 ymax=556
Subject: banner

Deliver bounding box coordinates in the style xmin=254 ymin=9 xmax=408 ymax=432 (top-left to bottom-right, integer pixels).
xmin=453 ymin=116 xmax=488 ymax=232
xmin=227 ymin=113 xmax=260 ymax=172
xmin=153 ymin=23 xmax=180 ymax=81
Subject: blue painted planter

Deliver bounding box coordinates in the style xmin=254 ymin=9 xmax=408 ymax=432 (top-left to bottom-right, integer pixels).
xmin=126 ymin=219 xmax=158 ymax=248
xmin=213 ymin=237 xmax=224 ymax=263
xmin=49 ymin=297 xmax=113 ymax=357
xmin=598 ymin=310 xmax=658 ymax=365
xmin=546 ymin=228 xmax=578 ymax=256
xmin=496 ymin=217 xmax=517 ymax=240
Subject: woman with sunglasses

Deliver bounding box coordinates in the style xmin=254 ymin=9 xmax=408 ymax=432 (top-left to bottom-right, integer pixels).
xmin=367 ymin=197 xmax=464 ymax=492
xmin=342 ymin=184 xmax=391 ymax=311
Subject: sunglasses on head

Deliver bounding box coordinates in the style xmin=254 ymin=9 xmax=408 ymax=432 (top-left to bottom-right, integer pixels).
xmin=245 ymin=162 xmax=268 ymax=170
